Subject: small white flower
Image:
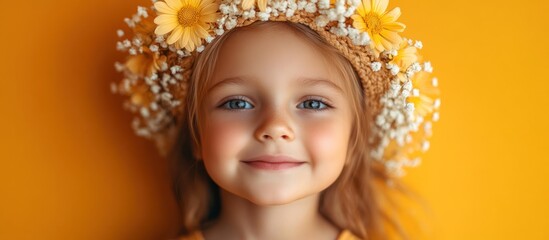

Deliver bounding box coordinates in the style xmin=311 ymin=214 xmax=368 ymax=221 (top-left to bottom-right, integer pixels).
xmin=116 ymin=41 xmax=126 ymax=51
xmin=205 ymin=36 xmax=215 ymax=43
xmin=161 ymin=92 xmax=173 ymax=101
xmin=326 ymin=9 xmax=338 ymax=21
xmin=371 ymin=62 xmax=382 ymax=71
xmin=132 ymin=38 xmax=143 ymax=47
xmin=123 ymin=40 xmax=132 ymax=48
xmin=137 ymin=6 xmax=149 ymax=18
xmin=225 ymin=18 xmax=237 ymax=30
xmin=155 ymin=35 xmax=165 ymax=43
xmin=434 ymin=98 xmax=441 ymax=109
xmin=149 ymin=44 xmax=159 ymax=52
xmin=344 ymin=6 xmax=356 ymax=17
xmin=219 ymin=4 xmax=230 ymax=14
xmin=318 ymin=0 xmax=330 ymax=9
xmin=170 ymin=66 xmax=182 ymax=75
xmin=352 ymin=32 xmax=371 ymax=46
xmin=431 ymin=77 xmax=439 ymax=87
xmin=150 ymin=102 xmax=159 ymax=111
xmin=124 ymin=18 xmax=135 ymax=28
xmin=285 ymin=8 xmax=296 ymax=17
xmin=151 ymin=85 xmax=161 ymax=94
xmin=432 ymin=112 xmax=440 ymax=122
xmin=160 ymin=62 xmax=169 ymax=71
xmin=197 ymin=45 xmax=205 ymax=52
xmin=405 ymin=102 xmax=415 ymax=113
xmin=114 ymin=62 xmax=125 ymax=72
xmin=140 ymin=107 xmax=150 ymax=117
xmin=257 ymin=12 xmax=270 ymax=21
xmin=215 ymin=28 xmax=225 ymax=36
xmin=390 ymin=66 xmax=400 ymax=75
xmin=305 ymin=2 xmax=317 ymax=13
xmin=315 ymin=15 xmax=329 ymax=27
xmin=117 ymin=29 xmax=125 ymax=38
xmin=414 ymin=40 xmax=423 ymax=49
xmin=297 ymin=0 xmax=307 ymax=10
xmin=423 ymin=61 xmax=433 ymax=73
xmin=421 ymin=141 xmax=430 ymax=152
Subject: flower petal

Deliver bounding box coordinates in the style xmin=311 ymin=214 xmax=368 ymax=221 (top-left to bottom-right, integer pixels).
xmin=371 ymin=0 xmax=388 ymax=14
xmin=191 ymin=30 xmax=201 ymax=47
xmin=167 ymin=25 xmax=184 ymax=44
xmin=194 ymin=25 xmax=210 ymax=39
xmin=201 ymin=3 xmax=219 ymax=15
xmin=378 ymin=36 xmax=393 ymax=51
xmin=180 ymin=27 xmax=192 ymax=50
xmin=361 ymin=0 xmax=372 ymax=13
xmin=198 ymin=0 xmax=215 ymax=9
xmin=242 ymin=0 xmax=254 ymax=10
xmin=258 ymin=0 xmax=268 ymax=12
xmin=155 ymin=22 xmax=178 ymax=35
xmin=165 ymin=0 xmax=183 ymax=10
xmin=201 ymin=12 xmax=219 ymax=23
xmin=379 ymin=30 xmax=402 ymax=47
xmin=381 ymin=7 xmax=401 ymax=22
xmin=154 ymin=2 xmax=176 ymax=14
xmin=371 ymin=34 xmax=384 ymax=51
xmin=154 ymin=14 xmax=178 ymax=25
xmin=352 ymin=16 xmax=367 ymax=31
xmin=383 ymin=21 xmax=406 ymax=32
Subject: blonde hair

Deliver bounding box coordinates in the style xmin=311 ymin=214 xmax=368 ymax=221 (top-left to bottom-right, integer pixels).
xmin=169 ymin=21 xmax=421 ymax=239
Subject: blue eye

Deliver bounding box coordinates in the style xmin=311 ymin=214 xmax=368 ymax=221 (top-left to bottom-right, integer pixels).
xmin=297 ymin=98 xmax=331 ymax=111
xmin=220 ymin=97 xmax=254 ymax=110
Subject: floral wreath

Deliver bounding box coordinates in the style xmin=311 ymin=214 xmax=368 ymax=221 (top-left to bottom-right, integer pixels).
xmin=112 ymin=0 xmax=441 ymax=178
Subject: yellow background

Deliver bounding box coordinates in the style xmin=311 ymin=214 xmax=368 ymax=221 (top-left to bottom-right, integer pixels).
xmin=1 ymin=0 xmax=548 ymax=239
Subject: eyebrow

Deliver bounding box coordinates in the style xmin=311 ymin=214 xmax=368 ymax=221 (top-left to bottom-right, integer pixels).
xmin=298 ymin=77 xmax=344 ymax=93
xmin=207 ymin=77 xmax=251 ymax=93
xmin=207 ymin=76 xmax=344 ymax=93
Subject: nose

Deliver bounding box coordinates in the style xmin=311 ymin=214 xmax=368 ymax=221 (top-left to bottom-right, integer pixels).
xmin=254 ymin=109 xmax=295 ymax=142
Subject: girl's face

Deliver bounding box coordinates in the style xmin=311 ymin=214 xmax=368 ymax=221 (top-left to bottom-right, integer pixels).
xmin=199 ymin=25 xmax=353 ymax=206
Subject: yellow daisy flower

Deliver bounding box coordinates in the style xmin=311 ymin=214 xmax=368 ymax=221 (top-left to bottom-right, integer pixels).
xmin=242 ymin=0 xmax=268 ymax=12
xmin=125 ymin=46 xmax=167 ymax=78
xmin=351 ymin=0 xmax=406 ymax=52
xmin=153 ymin=0 xmax=219 ymax=51
xmin=391 ymin=40 xmax=418 ymax=71
xmin=408 ymin=71 xmax=440 ymax=120
xmin=130 ymin=83 xmax=156 ymax=107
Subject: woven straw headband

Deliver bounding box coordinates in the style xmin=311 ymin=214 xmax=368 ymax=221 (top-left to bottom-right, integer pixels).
xmin=112 ymin=0 xmax=441 ymax=178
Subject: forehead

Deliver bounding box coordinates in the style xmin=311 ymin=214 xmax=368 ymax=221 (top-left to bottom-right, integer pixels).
xmin=209 ymin=24 xmax=344 ymax=90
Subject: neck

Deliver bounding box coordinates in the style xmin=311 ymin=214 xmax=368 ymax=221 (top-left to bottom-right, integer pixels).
xmin=203 ymin=189 xmax=340 ymax=240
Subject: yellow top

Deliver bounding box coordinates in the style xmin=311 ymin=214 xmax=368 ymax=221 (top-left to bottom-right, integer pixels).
xmin=175 ymin=229 xmax=361 ymax=240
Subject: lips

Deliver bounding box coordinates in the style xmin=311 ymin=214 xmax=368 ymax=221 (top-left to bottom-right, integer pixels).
xmin=241 ymin=155 xmax=306 ymax=170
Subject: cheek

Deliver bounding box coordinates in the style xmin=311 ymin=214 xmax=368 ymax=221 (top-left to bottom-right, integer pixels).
xmin=303 ymin=117 xmax=351 ymax=166
xmin=304 ymin=115 xmax=351 ymax=176
xmin=201 ymin=117 xmax=250 ymax=162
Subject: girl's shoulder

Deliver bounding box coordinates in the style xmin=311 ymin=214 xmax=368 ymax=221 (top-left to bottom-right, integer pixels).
xmin=173 ymin=229 xmax=361 ymax=240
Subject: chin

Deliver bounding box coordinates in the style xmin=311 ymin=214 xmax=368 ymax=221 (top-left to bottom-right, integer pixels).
xmin=240 ymin=187 xmax=313 ymax=206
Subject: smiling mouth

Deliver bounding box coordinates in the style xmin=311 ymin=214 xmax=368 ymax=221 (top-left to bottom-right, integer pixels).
xmin=241 ymin=155 xmax=306 ymax=170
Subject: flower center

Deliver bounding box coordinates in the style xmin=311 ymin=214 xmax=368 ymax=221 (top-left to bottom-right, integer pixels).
xmin=364 ymin=13 xmax=383 ymax=34
xmin=178 ymin=6 xmax=200 ymax=27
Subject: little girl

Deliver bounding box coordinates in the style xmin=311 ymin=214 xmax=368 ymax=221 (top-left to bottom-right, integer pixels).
xmin=113 ymin=0 xmax=440 ymax=239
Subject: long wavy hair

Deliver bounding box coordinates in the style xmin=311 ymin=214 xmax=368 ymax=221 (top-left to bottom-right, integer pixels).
xmin=168 ymin=21 xmax=425 ymax=240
